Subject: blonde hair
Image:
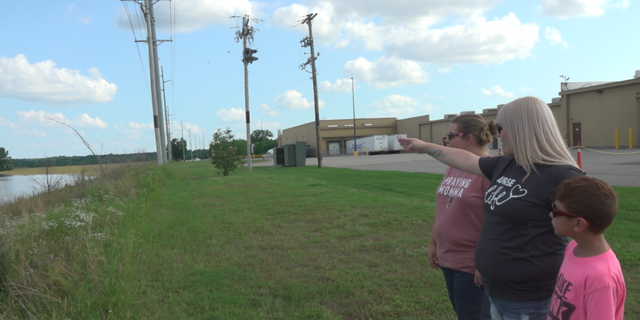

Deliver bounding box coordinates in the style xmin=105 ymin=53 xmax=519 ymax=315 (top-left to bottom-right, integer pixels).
xmin=451 ymin=113 xmax=498 ymax=147
xmin=497 ymin=96 xmax=578 ymax=178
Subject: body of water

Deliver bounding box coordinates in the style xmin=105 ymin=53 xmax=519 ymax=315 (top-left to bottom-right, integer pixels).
xmin=0 ymin=174 xmax=78 ymax=204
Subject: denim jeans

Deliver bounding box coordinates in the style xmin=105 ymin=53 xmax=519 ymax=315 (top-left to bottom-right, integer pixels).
xmin=487 ymin=295 xmax=551 ymax=320
xmin=441 ymin=266 xmax=491 ymax=320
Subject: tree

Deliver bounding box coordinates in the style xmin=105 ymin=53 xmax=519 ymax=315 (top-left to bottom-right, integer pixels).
xmin=171 ymin=138 xmax=187 ymax=161
xmin=232 ymin=139 xmax=248 ymax=157
xmin=250 ymin=129 xmax=277 ymax=154
xmin=250 ymin=129 xmax=274 ymax=142
xmin=210 ymin=128 xmax=243 ymax=176
xmin=0 ymin=147 xmax=12 ymax=171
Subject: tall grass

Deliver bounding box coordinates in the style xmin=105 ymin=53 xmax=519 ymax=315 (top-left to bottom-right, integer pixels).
xmin=0 ymin=162 xmax=164 ymax=319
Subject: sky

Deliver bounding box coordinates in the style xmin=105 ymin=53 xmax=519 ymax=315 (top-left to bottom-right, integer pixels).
xmin=0 ymin=0 xmax=638 ymax=159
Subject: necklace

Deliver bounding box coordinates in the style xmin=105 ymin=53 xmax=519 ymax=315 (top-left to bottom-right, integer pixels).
xmin=446 ymin=169 xmax=467 ymax=208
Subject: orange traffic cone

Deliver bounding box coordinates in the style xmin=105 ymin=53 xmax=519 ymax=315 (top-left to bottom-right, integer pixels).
xmin=498 ymin=148 xmax=502 ymax=155
xmin=576 ymin=143 xmax=583 ymax=171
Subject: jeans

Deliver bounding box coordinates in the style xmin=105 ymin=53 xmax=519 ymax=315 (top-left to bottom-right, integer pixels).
xmin=487 ymin=295 xmax=551 ymax=320
xmin=441 ymin=266 xmax=491 ymax=320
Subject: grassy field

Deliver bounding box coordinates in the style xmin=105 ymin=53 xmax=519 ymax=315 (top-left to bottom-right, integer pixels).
xmin=0 ymin=161 xmax=637 ymax=319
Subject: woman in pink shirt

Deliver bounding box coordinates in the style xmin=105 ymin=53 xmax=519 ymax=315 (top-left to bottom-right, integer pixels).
xmin=430 ymin=114 xmax=497 ymax=320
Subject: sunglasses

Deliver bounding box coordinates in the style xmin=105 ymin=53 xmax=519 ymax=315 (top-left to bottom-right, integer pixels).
xmin=496 ymin=123 xmax=503 ymax=134
xmin=551 ymin=203 xmax=600 ymax=224
xmin=446 ymin=132 xmax=465 ymax=140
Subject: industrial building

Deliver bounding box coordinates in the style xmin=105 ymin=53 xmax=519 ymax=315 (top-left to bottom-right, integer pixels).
xmin=278 ymin=72 xmax=640 ymax=156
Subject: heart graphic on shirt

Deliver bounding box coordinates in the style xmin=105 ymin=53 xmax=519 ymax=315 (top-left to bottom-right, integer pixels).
xmin=509 ymin=185 xmax=528 ymax=198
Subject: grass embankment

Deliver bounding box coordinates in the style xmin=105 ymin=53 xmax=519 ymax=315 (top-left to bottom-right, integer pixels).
xmin=0 ymin=161 xmax=638 ymax=319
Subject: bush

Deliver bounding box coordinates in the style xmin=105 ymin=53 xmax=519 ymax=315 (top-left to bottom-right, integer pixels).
xmin=210 ymin=128 xmax=243 ymax=176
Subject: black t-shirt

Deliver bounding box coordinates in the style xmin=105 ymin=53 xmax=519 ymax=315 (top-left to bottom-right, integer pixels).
xmin=476 ymin=156 xmax=584 ymax=301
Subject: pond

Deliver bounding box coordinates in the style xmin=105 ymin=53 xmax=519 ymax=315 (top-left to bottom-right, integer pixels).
xmin=0 ymin=174 xmax=79 ymax=204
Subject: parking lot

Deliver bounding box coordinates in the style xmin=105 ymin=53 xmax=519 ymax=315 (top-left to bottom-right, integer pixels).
xmin=255 ymin=148 xmax=640 ymax=187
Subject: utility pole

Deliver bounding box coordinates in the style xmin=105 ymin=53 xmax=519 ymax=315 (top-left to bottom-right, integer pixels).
xmin=125 ymin=0 xmax=171 ymax=165
xmin=202 ymin=129 xmax=205 ymax=159
xmin=181 ymin=120 xmax=186 ymax=161
xmin=300 ymin=13 xmax=322 ymax=168
xmin=188 ymin=128 xmax=193 ymax=160
xmin=233 ymin=14 xmax=260 ymax=171
xmin=161 ymin=66 xmax=172 ymax=162
xmin=351 ymin=77 xmax=357 ymax=156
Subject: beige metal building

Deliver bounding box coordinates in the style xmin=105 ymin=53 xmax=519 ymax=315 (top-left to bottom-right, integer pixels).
xmin=278 ymin=74 xmax=640 ymax=155
xmin=558 ymin=76 xmax=640 ymax=147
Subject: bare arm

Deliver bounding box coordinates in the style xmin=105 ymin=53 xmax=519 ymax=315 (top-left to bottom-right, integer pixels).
xmin=398 ymin=137 xmax=486 ymax=179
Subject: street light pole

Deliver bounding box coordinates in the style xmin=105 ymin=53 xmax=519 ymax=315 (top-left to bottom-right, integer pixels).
xmin=351 ymin=77 xmax=357 ymax=156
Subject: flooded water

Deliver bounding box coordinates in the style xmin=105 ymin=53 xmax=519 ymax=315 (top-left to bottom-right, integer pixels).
xmin=0 ymin=174 xmax=79 ymax=204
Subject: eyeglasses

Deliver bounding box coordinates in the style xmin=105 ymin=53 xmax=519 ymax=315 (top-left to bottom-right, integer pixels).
xmin=446 ymin=132 xmax=465 ymax=140
xmin=551 ymin=203 xmax=600 ymax=224
xmin=496 ymin=123 xmax=503 ymax=134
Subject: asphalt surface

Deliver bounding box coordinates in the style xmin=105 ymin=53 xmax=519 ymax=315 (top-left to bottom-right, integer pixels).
xmin=255 ymin=147 xmax=640 ymax=188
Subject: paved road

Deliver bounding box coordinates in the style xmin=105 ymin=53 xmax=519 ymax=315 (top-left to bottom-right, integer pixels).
xmin=256 ymin=148 xmax=640 ymax=187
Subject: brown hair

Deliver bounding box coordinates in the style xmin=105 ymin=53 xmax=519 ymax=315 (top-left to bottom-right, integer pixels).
xmin=451 ymin=113 xmax=498 ymax=147
xmin=555 ymin=176 xmax=618 ymax=234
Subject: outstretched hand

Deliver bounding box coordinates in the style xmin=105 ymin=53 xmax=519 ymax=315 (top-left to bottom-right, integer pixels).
xmin=398 ymin=137 xmax=428 ymax=154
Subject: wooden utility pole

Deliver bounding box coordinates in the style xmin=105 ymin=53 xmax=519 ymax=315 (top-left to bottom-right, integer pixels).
xmin=300 ymin=13 xmax=322 ymax=168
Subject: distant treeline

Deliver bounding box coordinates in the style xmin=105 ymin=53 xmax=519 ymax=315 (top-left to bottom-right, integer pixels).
xmin=12 ymin=153 xmax=159 ymax=168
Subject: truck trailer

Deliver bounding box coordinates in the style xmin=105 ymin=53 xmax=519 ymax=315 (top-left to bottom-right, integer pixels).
xmin=346 ymin=135 xmax=388 ymax=154
xmin=387 ymin=134 xmax=407 ymax=153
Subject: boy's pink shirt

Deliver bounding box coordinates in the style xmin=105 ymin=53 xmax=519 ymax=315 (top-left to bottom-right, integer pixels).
xmin=547 ymin=240 xmax=626 ymax=320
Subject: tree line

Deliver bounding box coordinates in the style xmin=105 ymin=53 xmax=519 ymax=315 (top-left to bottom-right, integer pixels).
xmin=2 ymin=129 xmax=278 ymax=169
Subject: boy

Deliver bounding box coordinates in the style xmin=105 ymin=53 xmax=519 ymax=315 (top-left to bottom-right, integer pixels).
xmin=547 ymin=176 xmax=626 ymax=320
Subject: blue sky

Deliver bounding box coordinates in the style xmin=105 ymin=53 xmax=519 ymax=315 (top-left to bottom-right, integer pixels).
xmin=0 ymin=0 xmax=636 ymax=159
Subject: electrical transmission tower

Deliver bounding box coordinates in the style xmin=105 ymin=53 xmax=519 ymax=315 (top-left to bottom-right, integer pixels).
xmin=232 ymin=14 xmax=261 ymax=171
xmin=299 ymin=13 xmax=322 ymax=168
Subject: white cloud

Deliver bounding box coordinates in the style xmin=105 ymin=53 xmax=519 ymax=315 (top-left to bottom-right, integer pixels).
xmin=481 ymin=85 xmax=514 ymax=97
xmin=344 ymin=57 xmax=428 ymax=89
xmin=540 ymin=0 xmax=607 ymax=18
xmin=272 ymin=3 xmax=342 ymax=46
xmin=11 ymin=129 xmax=47 ymax=137
xmin=545 ymin=27 xmax=569 ymax=48
xmin=76 ymin=114 xmax=108 ymax=129
xmin=128 ymin=122 xmax=153 ymax=130
xmin=66 ymin=2 xmax=92 ymax=25
xmin=365 ymin=94 xmax=432 ymax=117
xmin=216 ymin=108 xmax=245 ymax=122
xmin=16 ymin=110 xmax=68 ymax=127
xmin=275 ymin=90 xmax=324 ymax=110
xmin=378 ymin=13 xmax=539 ymax=64
xmin=117 ymin=0 xmax=259 ymax=33
xmin=319 ymin=78 xmax=353 ymax=93
xmin=610 ymin=0 xmax=629 ymax=9
xmin=259 ymin=104 xmax=277 ymax=117
xmin=273 ymin=2 xmax=538 ymax=65
xmin=0 ymin=55 xmax=117 ymax=105
xmin=438 ymin=67 xmax=452 ymax=74
xmin=521 ymin=86 xmax=532 ymax=92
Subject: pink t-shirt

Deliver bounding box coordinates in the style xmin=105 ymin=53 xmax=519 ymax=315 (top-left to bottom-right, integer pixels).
xmin=547 ymin=240 xmax=626 ymax=320
xmin=433 ymin=166 xmax=490 ymax=274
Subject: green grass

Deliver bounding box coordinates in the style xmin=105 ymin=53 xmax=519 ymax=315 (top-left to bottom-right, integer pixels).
xmin=131 ymin=162 xmax=452 ymax=319
xmin=1 ymin=161 xmax=638 ymax=319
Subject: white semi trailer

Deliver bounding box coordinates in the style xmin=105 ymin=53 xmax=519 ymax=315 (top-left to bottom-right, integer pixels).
xmin=387 ymin=134 xmax=407 ymax=153
xmin=346 ymin=135 xmax=388 ymax=154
